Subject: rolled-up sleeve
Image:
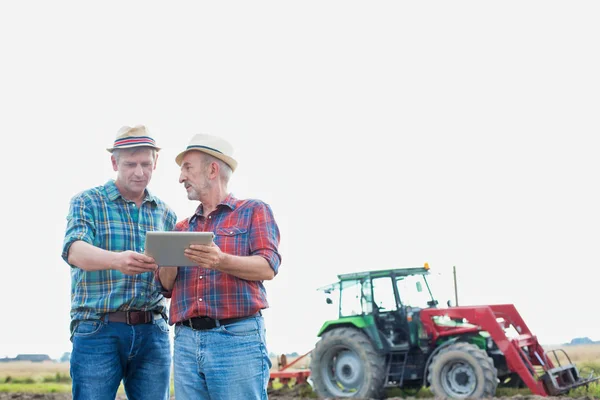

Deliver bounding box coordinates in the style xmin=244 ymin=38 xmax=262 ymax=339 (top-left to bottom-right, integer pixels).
xmin=154 ymin=268 xmax=171 ymax=298
xmin=62 ymin=194 xmax=96 ymax=267
xmin=249 ymin=202 xmax=281 ymax=274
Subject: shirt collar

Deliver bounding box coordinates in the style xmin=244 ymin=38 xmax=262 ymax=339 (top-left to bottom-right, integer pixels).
xmin=104 ymin=179 xmax=157 ymax=204
xmin=192 ymin=193 xmax=237 ymax=218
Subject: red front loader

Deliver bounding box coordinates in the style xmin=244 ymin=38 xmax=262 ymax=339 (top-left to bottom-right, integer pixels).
xmin=421 ymin=303 xmax=599 ymax=397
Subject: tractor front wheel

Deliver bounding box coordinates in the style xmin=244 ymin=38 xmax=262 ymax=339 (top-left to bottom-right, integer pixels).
xmin=428 ymin=342 xmax=498 ymax=399
xmin=309 ymin=327 xmax=386 ymax=399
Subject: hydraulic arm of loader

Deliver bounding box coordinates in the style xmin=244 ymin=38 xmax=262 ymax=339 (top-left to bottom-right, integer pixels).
xmin=420 ymin=304 xmax=600 ymax=396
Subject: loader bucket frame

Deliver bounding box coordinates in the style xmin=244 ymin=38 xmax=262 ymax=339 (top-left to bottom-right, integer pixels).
xmin=420 ymin=304 xmax=600 ymax=396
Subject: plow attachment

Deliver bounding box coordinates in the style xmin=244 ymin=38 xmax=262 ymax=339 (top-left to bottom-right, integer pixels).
xmin=421 ymin=304 xmax=600 ymax=396
xmin=268 ymin=350 xmax=312 ymax=388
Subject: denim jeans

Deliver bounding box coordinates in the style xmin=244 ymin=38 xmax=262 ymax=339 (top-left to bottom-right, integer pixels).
xmin=70 ymin=314 xmax=171 ymax=400
xmin=173 ymin=315 xmax=272 ymax=400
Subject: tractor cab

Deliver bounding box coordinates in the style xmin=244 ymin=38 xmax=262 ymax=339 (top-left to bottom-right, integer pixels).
xmin=319 ymin=264 xmax=438 ymax=350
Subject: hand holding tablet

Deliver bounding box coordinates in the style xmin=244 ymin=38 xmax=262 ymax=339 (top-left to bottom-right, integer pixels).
xmin=144 ymin=231 xmax=215 ymax=267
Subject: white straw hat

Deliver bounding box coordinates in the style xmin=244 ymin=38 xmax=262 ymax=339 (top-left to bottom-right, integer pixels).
xmin=175 ymin=133 xmax=237 ymax=172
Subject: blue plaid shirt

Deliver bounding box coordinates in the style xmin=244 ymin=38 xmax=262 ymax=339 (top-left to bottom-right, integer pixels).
xmin=62 ymin=180 xmax=177 ymax=328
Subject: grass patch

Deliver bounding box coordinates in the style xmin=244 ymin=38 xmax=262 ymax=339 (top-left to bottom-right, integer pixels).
xmin=578 ymin=361 xmax=600 ymax=376
xmin=3 ymin=373 xmax=71 ymax=385
xmin=42 ymin=372 xmax=72 ymax=383
xmin=0 ymin=382 xmax=71 ymax=393
xmin=385 ymin=386 xmax=433 ymax=397
xmin=268 ymin=382 xmax=317 ymax=398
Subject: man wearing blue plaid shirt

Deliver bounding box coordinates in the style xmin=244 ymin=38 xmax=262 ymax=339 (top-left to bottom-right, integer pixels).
xmin=62 ymin=125 xmax=176 ymax=400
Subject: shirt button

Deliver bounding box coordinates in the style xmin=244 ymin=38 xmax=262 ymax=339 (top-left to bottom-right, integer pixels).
xmin=198 ymin=298 xmax=203 ymax=302
xmin=208 ymin=216 xmax=212 ymax=219
xmin=199 ymin=276 xmax=203 ymax=279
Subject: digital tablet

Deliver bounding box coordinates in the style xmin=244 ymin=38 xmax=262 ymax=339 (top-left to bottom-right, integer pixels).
xmin=144 ymin=231 xmax=215 ymax=267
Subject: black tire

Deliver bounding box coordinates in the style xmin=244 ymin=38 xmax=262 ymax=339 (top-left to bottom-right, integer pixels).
xmin=309 ymin=327 xmax=386 ymax=399
xmin=428 ymin=342 xmax=498 ymax=399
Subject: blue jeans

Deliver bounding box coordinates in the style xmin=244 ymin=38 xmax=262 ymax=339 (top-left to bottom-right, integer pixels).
xmin=70 ymin=314 xmax=171 ymax=400
xmin=173 ymin=315 xmax=272 ymax=400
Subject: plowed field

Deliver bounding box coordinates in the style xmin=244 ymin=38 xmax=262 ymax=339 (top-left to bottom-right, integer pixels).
xmin=0 ymin=392 xmax=593 ymax=400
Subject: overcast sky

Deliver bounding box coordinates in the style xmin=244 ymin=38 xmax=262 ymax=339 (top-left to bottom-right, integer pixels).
xmin=1 ymin=1 xmax=599 ymax=359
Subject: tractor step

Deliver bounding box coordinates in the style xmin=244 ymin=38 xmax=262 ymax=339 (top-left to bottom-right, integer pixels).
xmin=384 ymin=350 xmax=409 ymax=385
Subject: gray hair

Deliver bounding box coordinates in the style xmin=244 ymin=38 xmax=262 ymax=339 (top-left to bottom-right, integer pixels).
xmin=199 ymin=152 xmax=232 ymax=185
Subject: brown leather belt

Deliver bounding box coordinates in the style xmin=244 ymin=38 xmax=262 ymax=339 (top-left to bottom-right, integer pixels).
xmin=177 ymin=312 xmax=261 ymax=331
xmin=106 ymin=311 xmax=154 ymax=325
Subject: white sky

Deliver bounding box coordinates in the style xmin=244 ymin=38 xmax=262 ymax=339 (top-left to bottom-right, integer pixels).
xmin=1 ymin=1 xmax=599 ymax=359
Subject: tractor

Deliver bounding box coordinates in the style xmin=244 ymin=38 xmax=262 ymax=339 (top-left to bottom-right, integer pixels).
xmin=308 ymin=264 xmax=599 ymax=399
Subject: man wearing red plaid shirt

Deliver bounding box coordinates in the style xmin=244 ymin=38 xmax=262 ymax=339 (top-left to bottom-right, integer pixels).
xmin=158 ymin=133 xmax=281 ymax=400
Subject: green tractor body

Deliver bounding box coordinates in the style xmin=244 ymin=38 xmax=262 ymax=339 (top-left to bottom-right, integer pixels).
xmin=308 ymin=265 xmax=599 ymax=399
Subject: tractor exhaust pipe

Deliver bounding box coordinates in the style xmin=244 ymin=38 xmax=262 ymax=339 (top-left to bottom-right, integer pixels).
xmin=453 ymin=265 xmax=459 ymax=307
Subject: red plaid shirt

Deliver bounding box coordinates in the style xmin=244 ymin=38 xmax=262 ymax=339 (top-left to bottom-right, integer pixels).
xmin=161 ymin=194 xmax=281 ymax=324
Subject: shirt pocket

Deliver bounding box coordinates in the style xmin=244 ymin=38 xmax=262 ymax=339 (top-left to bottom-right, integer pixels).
xmin=215 ymin=226 xmax=249 ymax=255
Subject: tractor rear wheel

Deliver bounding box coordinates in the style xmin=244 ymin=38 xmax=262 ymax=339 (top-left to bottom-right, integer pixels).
xmin=309 ymin=327 xmax=386 ymax=398
xmin=428 ymin=342 xmax=498 ymax=399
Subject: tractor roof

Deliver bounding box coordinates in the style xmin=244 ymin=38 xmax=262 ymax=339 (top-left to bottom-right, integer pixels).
xmin=337 ymin=266 xmax=429 ymax=281
xmin=316 ymin=265 xmax=431 ymax=292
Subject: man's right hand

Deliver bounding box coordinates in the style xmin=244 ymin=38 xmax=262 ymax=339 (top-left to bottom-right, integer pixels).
xmin=110 ymin=251 xmax=158 ymax=275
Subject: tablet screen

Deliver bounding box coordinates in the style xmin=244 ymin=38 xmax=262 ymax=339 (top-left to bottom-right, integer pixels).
xmin=144 ymin=231 xmax=215 ymax=267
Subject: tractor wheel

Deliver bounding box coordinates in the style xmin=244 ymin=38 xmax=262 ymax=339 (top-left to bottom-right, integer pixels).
xmin=428 ymin=342 xmax=498 ymax=399
xmin=309 ymin=327 xmax=386 ymax=399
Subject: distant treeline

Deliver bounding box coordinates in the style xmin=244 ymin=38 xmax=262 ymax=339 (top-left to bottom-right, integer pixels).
xmin=568 ymin=337 xmax=599 ymax=345
xmin=0 ymin=354 xmax=51 ymax=362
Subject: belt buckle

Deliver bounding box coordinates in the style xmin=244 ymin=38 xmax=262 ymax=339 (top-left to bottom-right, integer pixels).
xmin=126 ymin=311 xmax=141 ymax=325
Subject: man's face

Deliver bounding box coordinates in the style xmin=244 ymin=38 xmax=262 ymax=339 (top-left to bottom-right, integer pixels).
xmin=112 ymin=148 xmax=157 ymax=196
xmin=179 ymin=151 xmax=211 ymax=201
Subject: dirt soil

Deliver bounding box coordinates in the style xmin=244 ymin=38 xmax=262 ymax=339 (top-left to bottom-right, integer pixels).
xmin=0 ymin=393 xmax=596 ymax=400
xmin=0 ymin=396 xmax=131 ymax=400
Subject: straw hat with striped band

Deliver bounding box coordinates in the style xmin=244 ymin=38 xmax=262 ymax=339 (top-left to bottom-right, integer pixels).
xmin=175 ymin=133 xmax=237 ymax=172
xmin=106 ymin=125 xmax=161 ymax=153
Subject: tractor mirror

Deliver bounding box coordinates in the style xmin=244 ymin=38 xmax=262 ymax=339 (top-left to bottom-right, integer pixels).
xmin=416 ymin=282 xmax=423 ymax=292
xmin=326 ymin=297 xmax=333 ymax=304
